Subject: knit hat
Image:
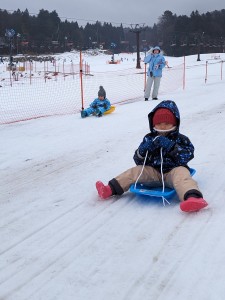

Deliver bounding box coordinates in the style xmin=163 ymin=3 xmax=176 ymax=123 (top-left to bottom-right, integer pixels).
xmin=152 ymin=108 xmax=176 ymax=126
xmin=98 ymin=86 xmax=106 ymax=98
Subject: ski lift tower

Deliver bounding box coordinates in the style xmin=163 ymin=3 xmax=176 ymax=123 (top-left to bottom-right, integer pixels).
xmin=5 ymin=28 xmax=15 ymax=67
xmin=197 ymin=32 xmax=204 ymax=61
xmin=130 ymin=24 xmax=145 ymax=69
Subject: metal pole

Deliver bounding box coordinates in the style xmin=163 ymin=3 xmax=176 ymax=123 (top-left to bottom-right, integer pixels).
xmin=136 ymin=31 xmax=141 ymax=69
xmin=130 ymin=24 xmax=145 ymax=69
xmin=197 ymin=38 xmax=201 ymax=61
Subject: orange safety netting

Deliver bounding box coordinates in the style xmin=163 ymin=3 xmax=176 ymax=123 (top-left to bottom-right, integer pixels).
xmin=0 ymin=63 xmax=184 ymax=125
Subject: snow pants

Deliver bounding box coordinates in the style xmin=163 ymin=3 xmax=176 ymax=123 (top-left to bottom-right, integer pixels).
xmin=84 ymin=106 xmax=107 ymax=116
xmin=111 ymin=166 xmax=201 ymax=202
xmin=144 ymin=76 xmax=161 ymax=99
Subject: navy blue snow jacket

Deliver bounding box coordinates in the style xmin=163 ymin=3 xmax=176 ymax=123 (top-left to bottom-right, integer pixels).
xmin=133 ymin=100 xmax=194 ymax=173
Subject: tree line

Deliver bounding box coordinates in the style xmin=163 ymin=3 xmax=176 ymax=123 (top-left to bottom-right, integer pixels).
xmin=0 ymin=8 xmax=225 ymax=57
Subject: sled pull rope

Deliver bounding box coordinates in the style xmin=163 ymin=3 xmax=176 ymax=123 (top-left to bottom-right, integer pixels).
xmin=160 ymin=147 xmax=170 ymax=206
xmin=134 ymin=136 xmax=159 ymax=189
xmin=134 ymin=136 xmax=170 ymax=206
xmin=134 ymin=150 xmax=149 ymax=189
xmin=134 ymin=136 xmax=161 ymax=188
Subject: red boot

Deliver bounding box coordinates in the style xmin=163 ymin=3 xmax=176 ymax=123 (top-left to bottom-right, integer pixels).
xmin=96 ymin=181 xmax=113 ymax=199
xmin=180 ymin=197 xmax=208 ymax=212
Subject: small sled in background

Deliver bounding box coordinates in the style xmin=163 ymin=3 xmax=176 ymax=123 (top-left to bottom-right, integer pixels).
xmin=81 ymin=105 xmax=116 ymax=118
xmin=104 ymin=105 xmax=116 ymax=115
xmin=130 ymin=168 xmax=196 ymax=199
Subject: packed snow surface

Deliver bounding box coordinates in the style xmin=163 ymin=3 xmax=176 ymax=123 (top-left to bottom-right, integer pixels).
xmin=1 ymin=51 xmax=225 ymax=300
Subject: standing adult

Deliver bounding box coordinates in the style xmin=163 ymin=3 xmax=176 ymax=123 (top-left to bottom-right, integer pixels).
xmin=144 ymin=46 xmax=166 ymax=101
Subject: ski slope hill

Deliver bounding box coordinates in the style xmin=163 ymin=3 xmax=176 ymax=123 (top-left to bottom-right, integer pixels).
xmin=1 ymin=53 xmax=225 ymax=300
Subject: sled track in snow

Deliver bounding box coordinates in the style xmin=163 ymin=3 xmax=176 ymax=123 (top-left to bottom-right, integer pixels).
xmin=1 ymin=94 xmax=224 ymax=299
xmin=122 ymin=206 xmax=213 ymax=300
xmin=0 ymin=195 xmax=138 ymax=299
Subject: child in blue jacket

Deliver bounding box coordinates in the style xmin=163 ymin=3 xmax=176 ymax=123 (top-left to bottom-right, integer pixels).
xmin=81 ymin=86 xmax=111 ymax=118
xmin=96 ymin=100 xmax=208 ymax=213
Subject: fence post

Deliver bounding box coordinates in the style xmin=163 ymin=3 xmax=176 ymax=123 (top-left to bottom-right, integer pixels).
xmin=72 ymin=61 xmax=74 ymax=80
xmin=29 ymin=61 xmax=32 ymax=85
xmin=63 ymin=61 xmax=65 ymax=81
xmin=9 ymin=67 xmax=12 ymax=87
xmin=144 ymin=63 xmax=147 ymax=91
xmin=80 ymin=50 xmax=84 ymax=110
xmin=183 ymin=56 xmax=186 ymax=90
xmin=205 ymin=61 xmax=208 ymax=83
xmin=221 ymin=60 xmax=223 ymax=81
xmin=55 ymin=60 xmax=57 ymax=81
xmin=44 ymin=61 xmax=46 ymax=83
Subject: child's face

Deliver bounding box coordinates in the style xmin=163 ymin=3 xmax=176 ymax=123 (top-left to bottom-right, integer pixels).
xmin=154 ymin=122 xmax=174 ymax=131
xmin=98 ymin=96 xmax=104 ymax=100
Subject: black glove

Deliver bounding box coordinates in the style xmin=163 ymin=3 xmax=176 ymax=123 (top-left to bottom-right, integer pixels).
xmin=103 ymin=103 xmax=107 ymax=109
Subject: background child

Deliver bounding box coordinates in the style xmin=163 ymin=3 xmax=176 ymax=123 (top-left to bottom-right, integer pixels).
xmin=144 ymin=46 xmax=166 ymax=101
xmin=81 ymin=86 xmax=111 ymax=118
xmin=96 ymin=100 xmax=208 ymax=213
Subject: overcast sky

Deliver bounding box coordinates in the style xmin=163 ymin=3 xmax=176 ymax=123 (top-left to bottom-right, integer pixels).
xmin=1 ymin=0 xmax=225 ymax=27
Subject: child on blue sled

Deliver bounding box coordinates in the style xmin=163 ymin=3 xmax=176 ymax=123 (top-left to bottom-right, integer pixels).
xmin=81 ymin=86 xmax=111 ymax=118
xmin=96 ymin=100 xmax=208 ymax=213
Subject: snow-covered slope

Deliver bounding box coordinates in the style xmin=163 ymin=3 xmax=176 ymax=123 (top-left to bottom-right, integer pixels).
xmin=1 ymin=53 xmax=225 ymax=300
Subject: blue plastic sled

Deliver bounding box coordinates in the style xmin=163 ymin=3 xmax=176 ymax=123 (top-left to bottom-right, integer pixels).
xmin=130 ymin=168 xmax=196 ymax=199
